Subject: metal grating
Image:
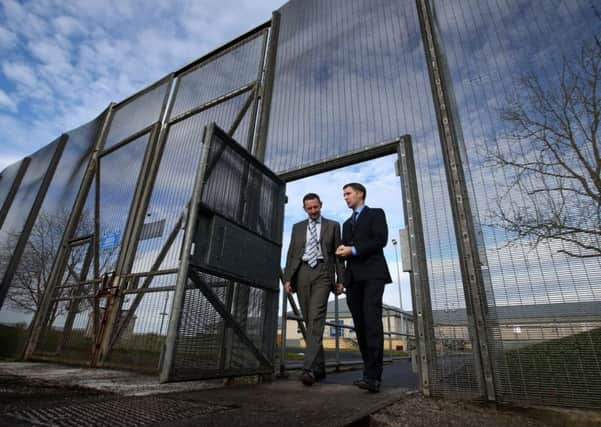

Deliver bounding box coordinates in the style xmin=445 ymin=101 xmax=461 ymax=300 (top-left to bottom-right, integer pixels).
xmin=172 ymin=270 xmax=272 ymax=380
xmin=4 ymin=395 xmax=231 ymax=427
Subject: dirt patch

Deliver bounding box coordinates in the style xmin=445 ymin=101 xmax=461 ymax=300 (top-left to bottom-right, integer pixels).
xmin=369 ymin=394 xmax=549 ymax=427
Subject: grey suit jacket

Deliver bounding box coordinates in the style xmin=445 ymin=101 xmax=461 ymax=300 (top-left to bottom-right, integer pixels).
xmin=283 ymin=217 xmax=345 ymax=291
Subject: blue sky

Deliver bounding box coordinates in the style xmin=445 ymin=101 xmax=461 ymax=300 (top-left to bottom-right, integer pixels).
xmin=0 ymin=0 xmax=284 ymax=170
xmin=0 ymin=0 xmax=411 ymax=328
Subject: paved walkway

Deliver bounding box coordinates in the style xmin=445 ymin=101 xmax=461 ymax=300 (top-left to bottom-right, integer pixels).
xmin=0 ymin=361 xmax=416 ymax=426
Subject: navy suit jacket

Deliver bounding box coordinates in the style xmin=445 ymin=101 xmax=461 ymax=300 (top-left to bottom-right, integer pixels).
xmin=342 ymin=206 xmax=392 ymax=286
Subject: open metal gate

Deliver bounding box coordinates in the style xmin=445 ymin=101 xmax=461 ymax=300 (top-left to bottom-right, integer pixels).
xmin=160 ymin=123 xmax=285 ymax=382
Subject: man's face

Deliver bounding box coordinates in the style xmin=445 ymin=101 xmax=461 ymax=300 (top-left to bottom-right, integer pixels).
xmin=343 ymin=187 xmax=363 ymax=210
xmin=303 ymin=198 xmax=322 ymax=220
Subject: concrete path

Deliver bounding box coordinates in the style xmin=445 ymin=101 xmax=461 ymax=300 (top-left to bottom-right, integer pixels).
xmin=0 ymin=361 xmax=414 ymax=426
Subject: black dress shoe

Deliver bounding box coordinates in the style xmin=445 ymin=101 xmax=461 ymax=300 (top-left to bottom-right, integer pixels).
xmin=314 ymin=370 xmax=326 ymax=381
xmin=364 ymin=379 xmax=381 ymax=393
xmin=356 ymin=378 xmax=380 ymax=393
xmin=353 ymin=378 xmax=368 ymax=388
xmin=300 ymin=370 xmax=315 ymax=386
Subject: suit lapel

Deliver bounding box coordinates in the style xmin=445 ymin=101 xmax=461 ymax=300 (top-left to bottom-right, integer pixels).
xmin=299 ymin=220 xmax=308 ymax=248
xmin=319 ymin=218 xmax=326 ymax=243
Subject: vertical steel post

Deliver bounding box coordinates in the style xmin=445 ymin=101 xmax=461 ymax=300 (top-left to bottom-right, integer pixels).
xmin=0 ymin=157 xmax=31 ymax=229
xmin=253 ymin=11 xmax=280 ymax=162
xmin=334 ymin=294 xmax=340 ymax=371
xmin=387 ymin=309 xmax=393 ymax=356
xmin=93 ymin=124 xmax=162 ymax=366
xmin=24 ymin=105 xmax=115 ymax=360
xmin=159 ymin=124 xmax=212 ymax=383
xmin=416 ymin=0 xmax=496 ymax=400
xmin=278 ymin=282 xmax=288 ymax=377
xmin=0 ymin=135 xmax=67 ymax=310
xmin=397 ymin=135 xmax=435 ymax=396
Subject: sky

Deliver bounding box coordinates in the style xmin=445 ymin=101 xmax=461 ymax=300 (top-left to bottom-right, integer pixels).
xmin=0 ymin=0 xmax=412 ymax=330
xmin=0 ymin=0 xmax=284 ymax=170
xmin=283 ymin=155 xmax=412 ymax=311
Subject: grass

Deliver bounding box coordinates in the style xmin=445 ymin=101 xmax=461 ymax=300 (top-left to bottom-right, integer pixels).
xmin=499 ymin=326 xmax=601 ymax=407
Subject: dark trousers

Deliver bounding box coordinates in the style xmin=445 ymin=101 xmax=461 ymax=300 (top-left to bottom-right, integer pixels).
xmin=296 ymin=261 xmax=331 ymax=373
xmin=346 ymin=279 xmax=385 ymax=381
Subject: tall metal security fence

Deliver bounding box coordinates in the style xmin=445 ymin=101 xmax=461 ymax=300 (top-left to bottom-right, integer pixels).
xmin=0 ymin=20 xmax=279 ymax=381
xmin=0 ymin=0 xmax=599 ymax=409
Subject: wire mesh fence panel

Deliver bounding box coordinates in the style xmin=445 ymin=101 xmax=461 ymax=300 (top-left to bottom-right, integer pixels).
xmin=102 ymin=274 xmax=176 ymax=372
xmin=103 ymin=81 xmax=170 ymax=151
xmin=0 ymin=116 xmax=104 ymax=360
xmin=170 ymin=33 xmax=266 ymax=119
xmin=164 ymin=124 xmax=284 ymax=381
xmin=34 ymin=240 xmax=96 ymax=363
xmin=267 ymin=0 xmax=479 ymax=399
xmin=131 ymin=94 xmax=253 ymax=276
xmin=431 ymin=0 xmax=601 ymax=407
xmin=0 ymin=159 xmax=27 ymax=218
xmin=0 ymin=140 xmax=64 ymax=358
xmin=98 ymin=133 xmax=150 ymax=275
xmin=201 ymin=131 xmax=284 ymax=244
xmin=171 ymin=271 xmax=274 ymax=380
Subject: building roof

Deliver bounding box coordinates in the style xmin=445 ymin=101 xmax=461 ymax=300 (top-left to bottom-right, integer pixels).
xmin=432 ymin=301 xmax=601 ymax=325
xmin=287 ymin=297 xmax=413 ymax=319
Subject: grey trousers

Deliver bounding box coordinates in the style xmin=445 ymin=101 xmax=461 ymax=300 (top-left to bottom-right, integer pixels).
xmin=296 ymin=261 xmax=331 ymax=373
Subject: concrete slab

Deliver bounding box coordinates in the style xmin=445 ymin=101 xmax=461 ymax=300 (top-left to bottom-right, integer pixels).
xmin=0 ymin=362 xmax=409 ymax=426
xmin=0 ymin=362 xmax=223 ymax=396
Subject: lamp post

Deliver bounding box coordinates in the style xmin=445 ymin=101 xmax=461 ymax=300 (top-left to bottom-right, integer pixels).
xmin=391 ymin=238 xmax=404 ymax=345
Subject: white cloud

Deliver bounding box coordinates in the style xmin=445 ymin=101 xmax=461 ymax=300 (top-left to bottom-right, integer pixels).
xmin=52 ymin=15 xmax=85 ymax=36
xmin=0 ymin=89 xmax=17 ymax=113
xmin=2 ymin=62 xmax=38 ymax=88
xmin=0 ymin=0 xmax=284 ymax=167
xmin=0 ymin=25 xmax=17 ymax=49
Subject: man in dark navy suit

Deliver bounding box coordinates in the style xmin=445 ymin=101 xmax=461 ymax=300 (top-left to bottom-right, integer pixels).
xmin=335 ymin=182 xmax=392 ymax=393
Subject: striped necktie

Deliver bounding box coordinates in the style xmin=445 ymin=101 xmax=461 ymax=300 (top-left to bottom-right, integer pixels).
xmin=306 ymin=220 xmax=319 ymax=267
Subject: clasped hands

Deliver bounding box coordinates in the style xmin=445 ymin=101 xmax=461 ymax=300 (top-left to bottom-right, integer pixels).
xmin=335 ymin=245 xmax=353 ymax=257
xmin=285 ymin=281 xmax=345 ymax=295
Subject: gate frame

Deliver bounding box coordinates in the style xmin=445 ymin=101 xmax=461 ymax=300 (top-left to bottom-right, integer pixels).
xmin=278 ymin=135 xmax=435 ymax=397
xmin=416 ymin=0 xmax=496 ymax=400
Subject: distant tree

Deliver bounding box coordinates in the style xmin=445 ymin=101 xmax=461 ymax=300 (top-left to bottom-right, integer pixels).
xmin=489 ymin=39 xmax=601 ymax=258
xmin=0 ymin=209 xmax=94 ymax=321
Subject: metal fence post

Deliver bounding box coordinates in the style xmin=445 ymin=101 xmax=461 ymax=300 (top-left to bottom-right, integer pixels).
xmin=159 ymin=125 xmax=212 ymax=383
xmin=0 ymin=135 xmax=67 ymax=310
xmin=416 ymin=0 xmax=496 ymax=400
xmin=0 ymin=157 xmax=31 ymax=230
xmin=387 ymin=309 xmax=393 ymax=356
xmin=334 ymin=294 xmax=340 ymax=371
xmin=23 ymin=105 xmax=114 ymax=360
xmin=279 ymin=282 xmax=288 ymax=377
xmin=253 ymin=10 xmax=280 ymax=162
xmin=397 ymin=135 xmax=435 ymax=397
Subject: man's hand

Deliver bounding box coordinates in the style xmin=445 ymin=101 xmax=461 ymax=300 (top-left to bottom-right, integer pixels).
xmin=335 ymin=283 xmax=344 ymax=295
xmin=284 ymin=281 xmax=293 ymax=295
xmin=335 ymin=245 xmax=353 ymax=257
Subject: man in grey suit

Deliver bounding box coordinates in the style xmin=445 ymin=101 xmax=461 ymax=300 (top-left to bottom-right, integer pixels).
xmin=284 ymin=193 xmax=344 ymax=386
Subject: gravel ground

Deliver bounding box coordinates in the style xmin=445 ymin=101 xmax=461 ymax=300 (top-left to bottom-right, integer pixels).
xmin=369 ymin=394 xmax=549 ymax=427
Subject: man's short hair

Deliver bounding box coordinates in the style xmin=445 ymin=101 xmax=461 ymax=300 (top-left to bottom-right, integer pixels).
xmin=343 ymin=182 xmax=367 ymax=200
xmin=302 ymin=193 xmax=322 ymax=205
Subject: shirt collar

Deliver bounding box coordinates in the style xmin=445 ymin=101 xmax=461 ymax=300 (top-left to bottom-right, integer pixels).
xmin=310 ymin=216 xmax=322 ymax=224
xmin=354 ymin=204 xmax=366 ymax=215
